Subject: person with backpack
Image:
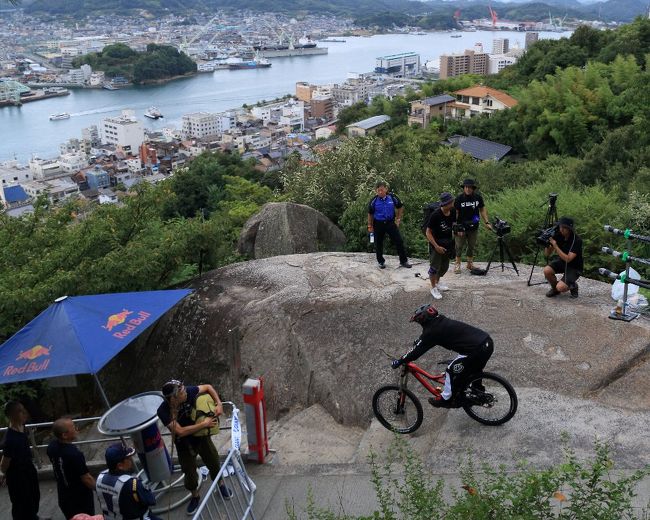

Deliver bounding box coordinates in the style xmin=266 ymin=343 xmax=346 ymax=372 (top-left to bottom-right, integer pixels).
xmin=156 ymin=380 xmax=232 ymax=515
xmin=454 ymin=178 xmax=492 ymax=274
xmin=425 ymin=192 xmax=457 ymax=300
xmin=367 ymin=181 xmax=412 ymax=269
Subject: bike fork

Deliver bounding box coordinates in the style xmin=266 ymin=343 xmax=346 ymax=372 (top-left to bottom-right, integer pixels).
xmin=395 ymin=367 xmax=409 ymax=411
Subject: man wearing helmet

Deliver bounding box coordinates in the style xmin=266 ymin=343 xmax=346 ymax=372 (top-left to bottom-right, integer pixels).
xmin=391 ymin=304 xmax=494 ymax=407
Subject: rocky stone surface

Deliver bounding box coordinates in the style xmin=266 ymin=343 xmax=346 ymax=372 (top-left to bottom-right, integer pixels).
xmin=102 ymin=252 xmax=650 ymax=429
xmin=237 ymin=202 xmax=346 ymax=259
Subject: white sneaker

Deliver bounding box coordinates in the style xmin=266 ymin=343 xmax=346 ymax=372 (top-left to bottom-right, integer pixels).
xmin=430 ymin=287 xmax=442 ymax=300
xmin=437 ymin=282 xmax=450 ymax=291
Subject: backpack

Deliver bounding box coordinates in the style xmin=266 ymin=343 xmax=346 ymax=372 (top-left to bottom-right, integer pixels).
xmin=190 ymin=394 xmax=220 ymax=437
xmin=421 ymin=202 xmax=441 ymax=235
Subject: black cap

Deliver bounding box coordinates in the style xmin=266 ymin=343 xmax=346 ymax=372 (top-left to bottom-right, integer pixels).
xmin=558 ymin=217 xmax=574 ymax=230
xmin=461 ymin=178 xmax=477 ymax=188
xmin=105 ymin=443 xmax=135 ymax=470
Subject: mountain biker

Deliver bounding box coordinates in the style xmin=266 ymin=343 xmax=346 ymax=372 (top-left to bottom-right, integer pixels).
xmin=391 ymin=304 xmax=494 ymax=408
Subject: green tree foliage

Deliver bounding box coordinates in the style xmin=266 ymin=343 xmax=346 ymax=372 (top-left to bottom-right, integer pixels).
xmin=162 ymin=151 xmax=259 ymax=218
xmin=0 ymin=151 xmax=273 ymax=344
xmin=287 ymin=435 xmax=650 ymax=519
xmin=335 ymin=97 xmax=410 ymax=134
xmin=73 ymin=43 xmax=196 ymax=83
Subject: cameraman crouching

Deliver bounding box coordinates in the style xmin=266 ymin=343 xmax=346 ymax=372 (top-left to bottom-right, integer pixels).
xmin=543 ymin=217 xmax=583 ymax=299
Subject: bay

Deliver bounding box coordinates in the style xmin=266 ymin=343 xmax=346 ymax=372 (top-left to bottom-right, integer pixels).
xmin=0 ymin=30 xmax=570 ymax=163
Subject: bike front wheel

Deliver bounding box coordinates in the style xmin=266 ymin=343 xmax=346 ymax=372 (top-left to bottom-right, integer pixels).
xmin=460 ymin=372 xmax=517 ymax=426
xmin=372 ymin=385 xmax=423 ymax=434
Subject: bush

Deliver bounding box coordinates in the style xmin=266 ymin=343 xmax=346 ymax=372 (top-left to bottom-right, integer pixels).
xmin=287 ymin=435 xmax=650 ymax=520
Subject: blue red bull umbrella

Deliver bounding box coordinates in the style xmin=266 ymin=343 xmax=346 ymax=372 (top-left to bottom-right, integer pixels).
xmin=0 ymin=290 xmax=192 ymax=402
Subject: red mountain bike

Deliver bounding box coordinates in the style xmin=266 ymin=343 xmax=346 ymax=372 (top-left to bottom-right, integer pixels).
xmin=372 ymin=353 xmax=517 ymax=433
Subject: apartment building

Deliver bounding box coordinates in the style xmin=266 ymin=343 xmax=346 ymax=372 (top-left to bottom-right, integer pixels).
xmin=492 ymin=38 xmax=510 ymax=55
xmin=439 ymin=46 xmax=489 ymax=79
xmin=100 ymin=110 xmax=144 ymax=152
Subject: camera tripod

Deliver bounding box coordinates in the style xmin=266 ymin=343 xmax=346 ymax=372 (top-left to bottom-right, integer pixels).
xmin=485 ymin=233 xmax=519 ymax=275
xmin=527 ymin=194 xmax=559 ymax=286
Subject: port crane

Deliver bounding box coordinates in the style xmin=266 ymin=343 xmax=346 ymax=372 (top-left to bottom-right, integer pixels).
xmin=179 ymin=15 xmax=221 ymax=54
xmin=488 ymin=5 xmax=498 ymax=28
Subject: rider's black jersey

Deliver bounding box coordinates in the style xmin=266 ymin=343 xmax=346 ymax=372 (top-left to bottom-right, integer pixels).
xmin=401 ymin=315 xmax=490 ymax=363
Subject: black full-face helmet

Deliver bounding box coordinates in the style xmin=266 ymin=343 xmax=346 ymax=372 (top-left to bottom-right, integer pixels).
xmin=410 ymin=304 xmax=439 ymax=325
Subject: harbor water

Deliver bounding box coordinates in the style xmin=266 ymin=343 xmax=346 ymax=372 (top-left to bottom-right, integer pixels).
xmin=0 ymin=30 xmax=570 ymax=162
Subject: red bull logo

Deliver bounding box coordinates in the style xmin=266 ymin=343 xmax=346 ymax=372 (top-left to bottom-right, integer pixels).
xmin=17 ymin=345 xmax=50 ymax=361
xmin=103 ymin=309 xmax=152 ymax=339
xmin=102 ymin=310 xmax=133 ymax=331
xmin=3 ymin=345 xmax=51 ymax=377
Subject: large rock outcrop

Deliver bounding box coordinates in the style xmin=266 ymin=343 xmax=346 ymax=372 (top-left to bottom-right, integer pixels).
xmin=237 ymin=202 xmax=346 ymax=259
xmin=102 ymin=252 xmax=650 ymax=428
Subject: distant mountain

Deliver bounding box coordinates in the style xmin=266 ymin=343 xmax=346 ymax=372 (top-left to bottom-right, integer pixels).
xmin=25 ymin=0 xmax=431 ymax=16
xmin=583 ymin=0 xmax=649 ymax=21
xmin=24 ymin=0 xmax=648 ymax=22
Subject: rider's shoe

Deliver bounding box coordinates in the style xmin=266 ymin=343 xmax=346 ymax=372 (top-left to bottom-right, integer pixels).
xmin=469 ymin=382 xmax=486 ymax=393
xmin=428 ymin=396 xmax=458 ymax=408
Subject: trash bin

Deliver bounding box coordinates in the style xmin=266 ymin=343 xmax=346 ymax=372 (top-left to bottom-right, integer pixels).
xmin=98 ymin=391 xmax=171 ymax=482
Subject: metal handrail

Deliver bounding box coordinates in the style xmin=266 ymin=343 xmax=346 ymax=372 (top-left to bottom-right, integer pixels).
xmin=0 ymin=402 xmax=236 ymax=468
xmin=192 ymin=448 xmax=256 ymax=520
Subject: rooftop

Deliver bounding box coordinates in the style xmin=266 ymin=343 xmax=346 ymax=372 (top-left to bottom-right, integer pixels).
xmin=454 ymin=85 xmax=519 ymax=108
xmin=3 ymin=185 xmax=28 ymax=203
xmin=417 ymin=94 xmax=456 ymax=106
xmin=445 ymin=134 xmax=512 ymax=161
xmin=376 ymin=52 xmax=418 ymax=60
xmin=347 ymin=115 xmax=391 ymax=130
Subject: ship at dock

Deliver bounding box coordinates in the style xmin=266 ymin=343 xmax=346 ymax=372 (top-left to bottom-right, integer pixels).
xmin=253 ymin=36 xmax=328 ymax=58
xmin=227 ymin=56 xmax=272 ymax=70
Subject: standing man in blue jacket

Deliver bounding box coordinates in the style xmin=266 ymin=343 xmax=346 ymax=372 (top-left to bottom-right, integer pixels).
xmin=367 ymin=181 xmax=412 ymax=269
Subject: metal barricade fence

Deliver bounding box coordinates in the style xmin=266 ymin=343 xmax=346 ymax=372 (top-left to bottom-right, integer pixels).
xmin=192 ymin=448 xmax=256 ymax=520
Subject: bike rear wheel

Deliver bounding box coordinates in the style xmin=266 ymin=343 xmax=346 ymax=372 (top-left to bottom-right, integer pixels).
xmin=460 ymin=372 xmax=517 ymax=426
xmin=372 ymin=385 xmax=423 ymax=434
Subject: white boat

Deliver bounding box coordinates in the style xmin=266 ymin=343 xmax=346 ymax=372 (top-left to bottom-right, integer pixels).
xmin=144 ymin=107 xmax=163 ymax=119
xmin=49 ymin=112 xmax=70 ymax=121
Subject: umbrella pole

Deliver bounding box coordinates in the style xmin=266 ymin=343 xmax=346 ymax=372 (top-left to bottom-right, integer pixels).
xmin=93 ymin=373 xmax=111 ymax=408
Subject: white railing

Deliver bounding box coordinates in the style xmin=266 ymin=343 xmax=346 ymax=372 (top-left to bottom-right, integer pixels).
xmin=192 ymin=448 xmax=256 ymax=520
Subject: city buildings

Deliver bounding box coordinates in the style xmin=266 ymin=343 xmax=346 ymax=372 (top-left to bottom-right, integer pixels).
xmin=375 ymin=52 xmax=420 ymax=78
xmin=182 ymin=112 xmax=220 ymax=139
xmin=100 ymin=110 xmax=145 ymax=152
xmin=408 ymin=94 xmax=456 ymax=127
xmin=347 ymin=115 xmax=391 ymax=137
xmin=488 ymin=54 xmax=518 ymax=74
xmin=492 ymin=38 xmax=510 ymax=55
xmin=439 ymin=45 xmax=489 ymax=79
xmin=451 ymin=85 xmax=518 ymax=118
xmin=525 ymin=32 xmax=539 ymax=49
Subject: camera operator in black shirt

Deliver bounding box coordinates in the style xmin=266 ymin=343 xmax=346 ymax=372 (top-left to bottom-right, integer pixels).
xmin=454 ymin=178 xmax=491 ymax=274
xmin=543 ymin=216 xmax=583 ymax=298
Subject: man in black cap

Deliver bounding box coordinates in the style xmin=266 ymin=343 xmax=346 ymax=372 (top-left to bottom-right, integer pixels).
xmin=543 ymin=216 xmax=583 ymax=298
xmin=425 ymin=192 xmax=457 ymax=300
xmin=96 ymin=443 xmax=162 ymax=520
xmin=454 ymin=178 xmax=491 ymax=274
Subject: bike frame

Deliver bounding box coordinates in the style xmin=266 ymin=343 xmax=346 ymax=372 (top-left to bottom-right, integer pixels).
xmin=400 ymin=362 xmax=446 ymax=397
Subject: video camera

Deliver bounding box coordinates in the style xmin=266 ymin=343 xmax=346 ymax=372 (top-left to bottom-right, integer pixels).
xmin=492 ymin=216 xmax=511 ymax=237
xmin=452 ymin=223 xmax=465 ymax=234
xmin=536 ymin=224 xmax=559 ymax=246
